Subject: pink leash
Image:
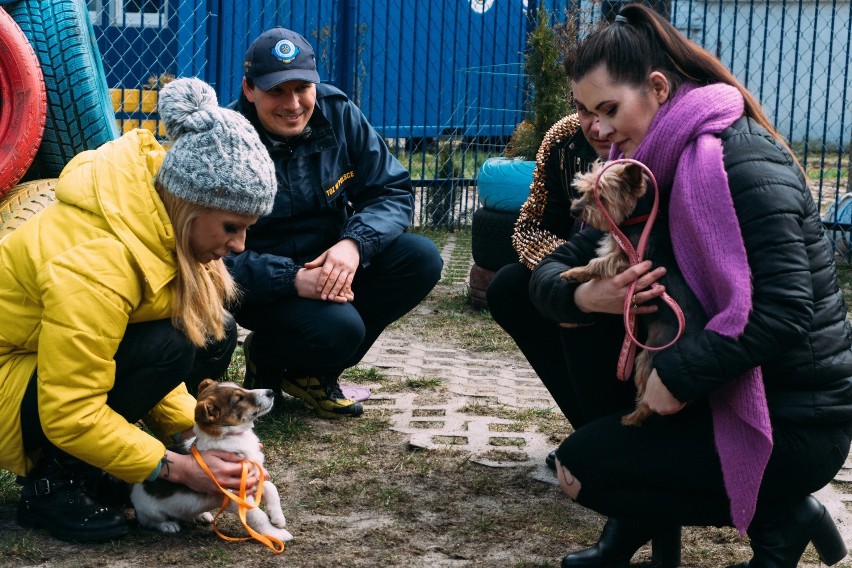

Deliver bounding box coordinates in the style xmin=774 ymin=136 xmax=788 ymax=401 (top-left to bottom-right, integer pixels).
xmin=591 ymin=159 xmax=686 ymax=381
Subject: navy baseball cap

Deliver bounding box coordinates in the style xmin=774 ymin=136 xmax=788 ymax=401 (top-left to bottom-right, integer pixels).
xmin=244 ymin=27 xmax=320 ymax=90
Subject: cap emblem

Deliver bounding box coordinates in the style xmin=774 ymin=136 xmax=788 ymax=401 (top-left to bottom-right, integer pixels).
xmin=272 ymin=39 xmax=299 ymax=63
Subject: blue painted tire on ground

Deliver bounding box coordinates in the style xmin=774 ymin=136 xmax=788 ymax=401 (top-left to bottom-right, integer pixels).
xmin=476 ymin=157 xmax=535 ymax=212
xmin=822 ymin=192 xmax=852 ymax=255
xmin=7 ymin=0 xmax=118 ymax=179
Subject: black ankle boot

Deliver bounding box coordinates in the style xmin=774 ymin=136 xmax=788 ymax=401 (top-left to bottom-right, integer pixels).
xmin=16 ymin=449 xmax=129 ymax=543
xmin=561 ymin=518 xmax=681 ymax=568
xmin=745 ymin=496 xmax=847 ymax=568
xmin=83 ymin=470 xmax=132 ymax=508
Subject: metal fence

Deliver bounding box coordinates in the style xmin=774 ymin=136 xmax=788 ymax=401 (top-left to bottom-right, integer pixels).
xmin=90 ymin=0 xmax=850 ymax=240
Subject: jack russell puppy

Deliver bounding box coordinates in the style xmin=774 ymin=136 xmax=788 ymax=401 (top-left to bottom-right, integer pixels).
xmin=131 ymin=379 xmax=293 ymax=542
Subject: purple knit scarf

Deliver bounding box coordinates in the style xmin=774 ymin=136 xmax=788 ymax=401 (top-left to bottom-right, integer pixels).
xmin=611 ymin=82 xmax=773 ymax=533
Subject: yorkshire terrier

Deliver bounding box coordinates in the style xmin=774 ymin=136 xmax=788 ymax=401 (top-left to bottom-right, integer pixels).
xmin=561 ymin=161 xmax=706 ymax=426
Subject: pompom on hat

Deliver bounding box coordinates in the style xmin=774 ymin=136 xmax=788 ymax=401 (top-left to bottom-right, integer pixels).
xmin=156 ymin=77 xmax=276 ymax=217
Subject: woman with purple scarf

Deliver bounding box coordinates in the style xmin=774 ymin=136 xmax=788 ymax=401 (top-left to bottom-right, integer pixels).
xmin=529 ymin=4 xmax=852 ymax=568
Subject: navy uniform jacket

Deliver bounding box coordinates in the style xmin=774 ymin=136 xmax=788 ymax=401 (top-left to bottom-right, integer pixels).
xmin=226 ymin=83 xmax=413 ymax=305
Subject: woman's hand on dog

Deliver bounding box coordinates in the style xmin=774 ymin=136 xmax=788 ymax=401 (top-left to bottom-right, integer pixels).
xmin=573 ymin=260 xmax=666 ymax=315
xmin=162 ymin=449 xmax=267 ymax=494
xmin=642 ymin=369 xmax=686 ymax=415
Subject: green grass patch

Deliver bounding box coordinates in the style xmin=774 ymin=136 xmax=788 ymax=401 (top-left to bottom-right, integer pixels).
xmin=404 ymin=286 xmax=516 ymax=352
xmin=0 ymin=470 xmax=20 ymax=504
xmin=403 ymin=376 xmax=444 ymax=389
xmin=340 ymin=365 xmax=388 ymax=383
xmin=0 ymin=535 xmax=42 ymax=563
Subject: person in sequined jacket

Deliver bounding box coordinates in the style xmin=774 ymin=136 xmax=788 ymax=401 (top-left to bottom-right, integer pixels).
xmin=486 ymin=113 xmax=613 ymax=469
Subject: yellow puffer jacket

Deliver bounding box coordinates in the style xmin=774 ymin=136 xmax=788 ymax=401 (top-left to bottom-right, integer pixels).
xmin=0 ymin=129 xmax=196 ymax=482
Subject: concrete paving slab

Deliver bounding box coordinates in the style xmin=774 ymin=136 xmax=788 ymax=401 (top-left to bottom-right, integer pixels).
xmin=360 ymin=326 xmax=852 ymax=555
xmin=240 ymin=233 xmax=852 ymax=557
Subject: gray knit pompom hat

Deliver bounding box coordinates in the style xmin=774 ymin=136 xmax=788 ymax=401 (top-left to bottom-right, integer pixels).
xmin=156 ymin=77 xmax=276 ymax=217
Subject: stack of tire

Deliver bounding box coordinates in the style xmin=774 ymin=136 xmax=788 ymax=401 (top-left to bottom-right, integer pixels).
xmin=0 ymin=0 xmax=117 ymax=228
xmin=469 ymin=157 xmax=535 ymax=309
xmin=822 ymin=192 xmax=852 ymax=256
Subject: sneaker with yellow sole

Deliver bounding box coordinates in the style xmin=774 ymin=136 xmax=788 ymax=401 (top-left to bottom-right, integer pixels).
xmin=280 ymin=376 xmax=364 ymax=418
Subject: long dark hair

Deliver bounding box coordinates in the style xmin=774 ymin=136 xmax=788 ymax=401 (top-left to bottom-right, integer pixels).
xmin=570 ymin=3 xmax=781 ymax=142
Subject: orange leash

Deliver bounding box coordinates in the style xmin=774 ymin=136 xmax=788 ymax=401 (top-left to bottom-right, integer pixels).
xmin=190 ymin=444 xmax=285 ymax=554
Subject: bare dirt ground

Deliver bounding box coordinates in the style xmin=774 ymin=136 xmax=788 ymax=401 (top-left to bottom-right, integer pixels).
xmin=0 ymin=281 xmax=845 ymax=568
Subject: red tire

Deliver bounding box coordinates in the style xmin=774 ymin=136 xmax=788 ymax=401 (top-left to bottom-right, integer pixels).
xmin=0 ymin=6 xmax=46 ymax=198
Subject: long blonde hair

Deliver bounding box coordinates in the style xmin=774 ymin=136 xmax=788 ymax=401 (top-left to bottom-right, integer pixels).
xmin=156 ymin=183 xmax=238 ymax=347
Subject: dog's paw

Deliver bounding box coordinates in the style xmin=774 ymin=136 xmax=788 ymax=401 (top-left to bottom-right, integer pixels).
xmin=195 ymin=512 xmax=214 ymax=524
xmin=269 ymin=513 xmax=287 ymax=528
xmin=621 ymin=403 xmax=652 ymax=427
xmin=155 ymin=521 xmax=183 ymax=533
xmin=560 ymin=268 xmax=591 ymax=282
xmin=270 ymin=527 xmax=294 ymax=542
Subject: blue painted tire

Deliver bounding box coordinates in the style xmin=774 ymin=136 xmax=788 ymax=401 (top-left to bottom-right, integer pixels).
xmin=7 ymin=0 xmax=118 ymax=179
xmin=476 ymin=157 xmax=535 ymax=212
xmin=822 ymin=192 xmax=852 ymax=255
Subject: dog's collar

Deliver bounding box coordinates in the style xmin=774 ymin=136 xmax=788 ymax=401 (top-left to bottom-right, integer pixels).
xmin=619 ymin=213 xmax=650 ymax=227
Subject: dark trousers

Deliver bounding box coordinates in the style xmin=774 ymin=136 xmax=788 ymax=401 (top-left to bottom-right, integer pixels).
xmin=21 ymin=316 xmax=237 ymax=453
xmin=556 ymin=401 xmax=852 ymax=528
xmin=490 ymin=262 xmax=852 ymax=528
xmin=486 ymin=262 xmax=635 ymax=429
xmin=235 ymin=233 xmax=442 ymax=378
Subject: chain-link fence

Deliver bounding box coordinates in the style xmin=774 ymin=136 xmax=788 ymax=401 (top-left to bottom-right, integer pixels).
xmin=90 ymin=0 xmax=850 ymax=240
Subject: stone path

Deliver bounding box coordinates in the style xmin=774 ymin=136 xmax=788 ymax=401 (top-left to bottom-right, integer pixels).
xmin=358 ymin=322 xmax=852 ymax=556
xmin=360 ymin=334 xmax=557 ymax=482
xmin=354 ymin=234 xmax=852 ymax=555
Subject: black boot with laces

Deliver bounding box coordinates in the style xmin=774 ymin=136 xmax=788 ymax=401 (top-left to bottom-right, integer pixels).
xmin=16 ymin=449 xmax=129 ymax=543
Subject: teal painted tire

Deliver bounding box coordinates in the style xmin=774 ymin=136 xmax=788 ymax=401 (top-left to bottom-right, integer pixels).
xmin=822 ymin=192 xmax=852 ymax=255
xmin=477 ymin=157 xmax=535 ymax=212
xmin=7 ymin=0 xmax=118 ymax=179
xmin=0 ymin=6 xmax=45 ymax=196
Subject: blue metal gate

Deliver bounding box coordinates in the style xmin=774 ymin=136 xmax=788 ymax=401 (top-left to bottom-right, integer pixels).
xmin=90 ymin=0 xmax=850 ymax=236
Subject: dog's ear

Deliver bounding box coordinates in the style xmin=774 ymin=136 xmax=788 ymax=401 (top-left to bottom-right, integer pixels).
xmin=197 ymin=378 xmax=216 ymax=397
xmin=196 ymin=398 xmax=220 ymax=424
xmin=572 ymin=165 xmax=599 ymax=196
xmin=623 ymin=164 xmax=647 ymax=196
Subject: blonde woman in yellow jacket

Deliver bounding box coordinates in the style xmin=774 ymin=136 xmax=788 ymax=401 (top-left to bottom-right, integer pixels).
xmin=0 ymin=78 xmax=276 ymax=543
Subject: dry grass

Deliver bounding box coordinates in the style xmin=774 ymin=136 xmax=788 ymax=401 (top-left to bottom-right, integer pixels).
xmin=1 ymin=235 xmax=849 ymax=566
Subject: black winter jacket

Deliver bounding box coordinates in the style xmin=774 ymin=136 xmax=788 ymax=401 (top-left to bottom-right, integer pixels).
xmin=225 ymin=84 xmax=414 ymax=305
xmin=530 ymin=117 xmax=852 ymax=426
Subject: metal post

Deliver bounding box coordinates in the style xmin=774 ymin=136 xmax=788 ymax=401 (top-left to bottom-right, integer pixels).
xmin=335 ymin=0 xmax=356 ymax=96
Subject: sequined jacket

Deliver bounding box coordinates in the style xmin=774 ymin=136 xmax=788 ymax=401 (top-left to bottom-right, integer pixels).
xmin=512 ymin=114 xmax=600 ymax=269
